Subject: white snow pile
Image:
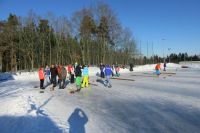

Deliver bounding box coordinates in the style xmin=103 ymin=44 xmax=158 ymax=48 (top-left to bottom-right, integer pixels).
xmin=13 ymin=72 xmax=38 ymax=81
xmin=179 ymin=61 xmax=200 ymax=69
xmin=133 ymin=63 xmax=182 ymax=72
xmin=0 ymin=63 xmax=191 ymax=82
xmin=82 ymin=63 xmax=184 ymax=75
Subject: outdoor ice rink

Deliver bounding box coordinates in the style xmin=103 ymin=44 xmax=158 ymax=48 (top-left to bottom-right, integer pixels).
xmin=0 ymin=67 xmax=200 ymax=133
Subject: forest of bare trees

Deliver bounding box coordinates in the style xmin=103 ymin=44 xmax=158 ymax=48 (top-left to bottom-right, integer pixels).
xmin=0 ymin=3 xmax=138 ymax=72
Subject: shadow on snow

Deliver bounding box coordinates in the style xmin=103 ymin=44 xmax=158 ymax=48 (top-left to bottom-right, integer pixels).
xmin=68 ymin=108 xmax=88 ymax=133
xmin=0 ymin=115 xmax=63 ymax=133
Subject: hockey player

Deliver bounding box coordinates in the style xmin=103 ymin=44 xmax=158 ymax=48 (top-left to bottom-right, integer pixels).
xmin=38 ymin=66 xmax=45 ymax=89
xmin=82 ymin=65 xmax=89 ymax=88
xmin=104 ymin=64 xmax=112 ymax=88
xmin=155 ymin=63 xmax=161 ymax=75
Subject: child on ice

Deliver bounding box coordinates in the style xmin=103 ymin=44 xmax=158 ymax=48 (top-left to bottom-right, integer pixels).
xmin=104 ymin=64 xmax=112 ymax=88
xmin=155 ymin=63 xmax=161 ymax=75
xmin=70 ymin=64 xmax=75 ymax=83
xmin=75 ymin=64 xmax=82 ymax=91
xmin=82 ymin=65 xmax=89 ymax=88
xmin=45 ymin=65 xmax=51 ymax=85
xmin=115 ymin=65 xmax=120 ymax=77
xmin=38 ymin=66 xmax=45 ymax=89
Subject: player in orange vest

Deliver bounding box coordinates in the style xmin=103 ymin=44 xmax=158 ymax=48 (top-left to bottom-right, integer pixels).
xmin=155 ymin=63 xmax=161 ymax=75
xmin=38 ymin=66 xmax=45 ymax=89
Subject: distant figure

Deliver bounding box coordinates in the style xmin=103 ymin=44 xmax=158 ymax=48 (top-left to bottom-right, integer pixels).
xmin=155 ymin=63 xmax=161 ymax=75
xmin=163 ymin=62 xmax=167 ymax=71
xmin=130 ymin=63 xmax=134 ymax=71
xmin=60 ymin=65 xmax=67 ymax=89
xmin=70 ymin=64 xmax=75 ymax=83
xmin=100 ymin=63 xmax=105 ymax=78
xmin=50 ymin=64 xmax=58 ymax=90
xmin=104 ymin=64 xmax=112 ymax=88
xmin=115 ymin=65 xmax=120 ymax=77
xmin=75 ymin=64 xmax=82 ymax=91
xmin=57 ymin=65 xmax=62 ymax=89
xmin=67 ymin=64 xmax=71 ymax=76
xmin=38 ymin=66 xmax=45 ymax=89
xmin=82 ymin=65 xmax=89 ymax=88
xmin=111 ymin=64 xmax=115 ymax=77
xmin=68 ymin=108 xmax=88 ymax=133
xmin=45 ymin=65 xmax=51 ymax=85
xmin=75 ymin=62 xmax=78 ymax=69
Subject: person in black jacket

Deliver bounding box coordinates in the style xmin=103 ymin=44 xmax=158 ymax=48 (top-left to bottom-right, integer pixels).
xmin=164 ymin=62 xmax=167 ymax=71
xmin=130 ymin=63 xmax=134 ymax=71
xmin=50 ymin=64 xmax=58 ymax=90
xmin=75 ymin=64 xmax=82 ymax=91
xmin=100 ymin=63 xmax=105 ymax=78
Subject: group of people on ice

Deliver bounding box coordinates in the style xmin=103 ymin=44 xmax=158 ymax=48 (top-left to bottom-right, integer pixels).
xmin=38 ymin=61 xmax=168 ymax=91
xmin=38 ymin=63 xmax=89 ymax=92
xmin=38 ymin=61 xmax=122 ymax=91
xmin=100 ymin=63 xmax=121 ymax=78
xmin=99 ymin=63 xmax=121 ymax=88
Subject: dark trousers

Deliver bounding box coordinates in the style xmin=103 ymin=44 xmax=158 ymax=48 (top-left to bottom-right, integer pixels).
xmin=112 ymin=71 xmax=114 ymax=77
xmin=100 ymin=71 xmax=105 ymax=78
xmin=51 ymin=76 xmax=57 ymax=87
xmin=40 ymin=79 xmax=44 ymax=89
xmin=61 ymin=78 xmax=66 ymax=88
xmin=58 ymin=79 xmax=62 ymax=89
xmin=71 ymin=74 xmax=74 ymax=83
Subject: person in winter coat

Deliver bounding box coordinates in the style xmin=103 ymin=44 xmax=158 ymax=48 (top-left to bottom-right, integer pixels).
xmin=100 ymin=63 xmax=105 ymax=78
xmin=115 ymin=65 xmax=120 ymax=77
xmin=130 ymin=63 xmax=134 ymax=71
xmin=82 ymin=65 xmax=89 ymax=88
xmin=104 ymin=64 xmax=112 ymax=88
xmin=50 ymin=64 xmax=58 ymax=90
xmin=70 ymin=64 xmax=75 ymax=83
xmin=75 ymin=64 xmax=82 ymax=91
xmin=45 ymin=65 xmax=51 ymax=85
xmin=60 ymin=65 xmax=67 ymax=89
xmin=163 ymin=62 xmax=167 ymax=71
xmin=38 ymin=66 xmax=45 ymax=89
xmin=155 ymin=63 xmax=161 ymax=75
xmin=57 ymin=65 xmax=62 ymax=89
xmin=67 ymin=64 xmax=71 ymax=78
xmin=75 ymin=62 xmax=78 ymax=69
xmin=111 ymin=64 xmax=115 ymax=77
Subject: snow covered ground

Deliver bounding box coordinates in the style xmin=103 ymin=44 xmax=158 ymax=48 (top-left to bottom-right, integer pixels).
xmin=0 ymin=63 xmax=200 ymax=133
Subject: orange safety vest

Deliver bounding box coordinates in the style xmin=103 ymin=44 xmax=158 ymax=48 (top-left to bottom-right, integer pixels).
xmin=155 ymin=64 xmax=161 ymax=70
xmin=38 ymin=68 xmax=45 ymax=80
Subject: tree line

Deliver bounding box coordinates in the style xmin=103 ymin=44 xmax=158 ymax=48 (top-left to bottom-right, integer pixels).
xmin=0 ymin=3 xmax=138 ymax=72
xmin=140 ymin=53 xmax=200 ymax=64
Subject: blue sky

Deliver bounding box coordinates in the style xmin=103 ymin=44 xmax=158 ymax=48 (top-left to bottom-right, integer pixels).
xmin=0 ymin=0 xmax=200 ymax=57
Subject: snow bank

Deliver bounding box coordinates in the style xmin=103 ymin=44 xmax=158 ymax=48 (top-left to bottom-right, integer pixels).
xmin=0 ymin=72 xmax=38 ymax=82
xmin=133 ymin=63 xmax=182 ymax=72
xmin=0 ymin=63 xmax=184 ymax=81
xmin=12 ymin=72 xmax=38 ymax=81
xmin=89 ymin=63 xmax=182 ymax=75
xmin=179 ymin=61 xmax=200 ymax=69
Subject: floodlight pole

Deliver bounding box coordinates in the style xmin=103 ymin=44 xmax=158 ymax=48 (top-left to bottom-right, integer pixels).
xmin=161 ymin=38 xmax=166 ymax=62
